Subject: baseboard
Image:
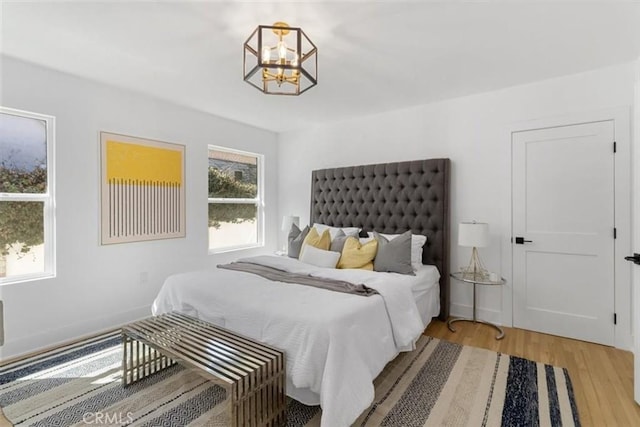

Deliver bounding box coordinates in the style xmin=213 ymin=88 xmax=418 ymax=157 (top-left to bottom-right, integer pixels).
xmin=449 ymin=303 xmax=502 ymax=325
xmin=0 ymin=304 xmax=151 ymax=362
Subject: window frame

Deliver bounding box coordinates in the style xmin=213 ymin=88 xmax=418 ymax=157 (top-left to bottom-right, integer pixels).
xmin=207 ymin=145 xmax=264 ymax=254
xmin=0 ymin=106 xmax=56 ymax=285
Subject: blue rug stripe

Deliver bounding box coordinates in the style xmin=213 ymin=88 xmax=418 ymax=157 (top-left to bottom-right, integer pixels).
xmin=0 ymin=332 xmax=120 ymax=374
xmin=358 ymin=337 xmax=433 ymax=426
xmin=545 ymin=364 xmax=561 ymax=425
xmin=501 ymin=356 xmax=539 ymax=427
xmin=0 ymin=335 xmax=121 ymax=385
xmin=481 ymin=353 xmax=502 ymax=427
xmin=381 ymin=339 xmax=462 ymax=426
xmin=19 ymin=365 xmax=182 ymax=426
xmin=1 ymin=349 xmax=122 ymax=406
xmin=286 ymin=399 xmax=321 ymax=427
xmin=564 ymin=368 xmax=581 ymax=427
xmin=0 ymin=378 xmax=72 ymax=407
xmin=139 ymin=385 xmax=226 ymax=427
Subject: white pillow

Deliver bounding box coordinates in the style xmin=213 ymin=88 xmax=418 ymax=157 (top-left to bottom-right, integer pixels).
xmin=312 ymin=223 xmax=360 ymax=240
xmin=299 ymin=244 xmax=341 ymax=268
xmin=368 ymin=232 xmax=426 ymax=269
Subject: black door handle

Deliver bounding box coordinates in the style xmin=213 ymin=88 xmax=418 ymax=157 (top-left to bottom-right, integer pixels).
xmin=514 ymin=237 xmax=533 ymax=244
xmin=624 ymin=253 xmax=640 ymax=265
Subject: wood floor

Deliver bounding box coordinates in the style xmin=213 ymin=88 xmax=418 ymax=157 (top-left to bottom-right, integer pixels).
xmin=426 ymin=319 xmax=640 ymax=426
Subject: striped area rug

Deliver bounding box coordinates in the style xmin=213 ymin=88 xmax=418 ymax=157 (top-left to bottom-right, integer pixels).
xmin=0 ymin=332 xmax=580 ymax=426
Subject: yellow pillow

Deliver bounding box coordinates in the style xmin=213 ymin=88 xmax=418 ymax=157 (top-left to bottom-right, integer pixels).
xmin=338 ymin=237 xmax=378 ymax=270
xmin=302 ymin=227 xmax=331 ymax=252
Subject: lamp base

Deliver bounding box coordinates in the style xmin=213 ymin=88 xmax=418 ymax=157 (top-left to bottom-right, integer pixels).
xmin=460 ymin=247 xmax=489 ymax=281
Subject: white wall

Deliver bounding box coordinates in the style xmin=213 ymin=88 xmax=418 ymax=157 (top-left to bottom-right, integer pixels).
xmin=0 ymin=56 xmax=279 ymax=360
xmin=278 ymin=62 xmax=636 ymax=347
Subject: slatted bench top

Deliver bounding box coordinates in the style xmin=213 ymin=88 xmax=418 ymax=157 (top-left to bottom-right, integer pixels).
xmin=122 ymin=312 xmax=286 ymax=426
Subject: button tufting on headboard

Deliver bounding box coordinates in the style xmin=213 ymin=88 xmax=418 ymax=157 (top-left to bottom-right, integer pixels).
xmin=310 ymin=158 xmax=450 ymax=321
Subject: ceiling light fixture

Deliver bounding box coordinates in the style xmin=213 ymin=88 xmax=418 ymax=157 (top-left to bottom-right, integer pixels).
xmin=243 ymin=22 xmax=318 ymax=96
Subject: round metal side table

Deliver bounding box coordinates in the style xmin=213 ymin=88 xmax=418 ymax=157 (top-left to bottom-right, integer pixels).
xmin=448 ymin=272 xmax=506 ymax=340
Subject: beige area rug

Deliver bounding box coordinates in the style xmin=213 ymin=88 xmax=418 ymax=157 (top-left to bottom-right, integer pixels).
xmin=0 ymin=332 xmax=579 ymax=426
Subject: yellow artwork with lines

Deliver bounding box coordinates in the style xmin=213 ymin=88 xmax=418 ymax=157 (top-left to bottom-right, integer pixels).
xmin=106 ymin=140 xmax=182 ymax=185
xmin=100 ymin=132 xmax=185 ymax=244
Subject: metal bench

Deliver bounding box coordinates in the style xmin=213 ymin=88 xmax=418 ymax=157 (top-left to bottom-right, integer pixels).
xmin=122 ymin=312 xmax=286 ymax=426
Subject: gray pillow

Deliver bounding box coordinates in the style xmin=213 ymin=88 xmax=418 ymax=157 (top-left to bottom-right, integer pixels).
xmin=329 ymin=229 xmax=350 ymax=253
xmin=373 ymin=230 xmax=415 ymax=275
xmin=288 ymin=224 xmax=310 ymax=258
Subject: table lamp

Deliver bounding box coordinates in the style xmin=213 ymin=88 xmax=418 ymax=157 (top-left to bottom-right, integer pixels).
xmin=459 ymin=221 xmax=489 ymax=280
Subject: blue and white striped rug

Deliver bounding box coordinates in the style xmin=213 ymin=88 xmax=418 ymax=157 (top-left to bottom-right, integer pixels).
xmin=0 ymin=333 xmax=579 ymax=426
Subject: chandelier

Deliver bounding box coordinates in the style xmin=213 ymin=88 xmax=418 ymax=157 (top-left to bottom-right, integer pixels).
xmin=243 ymin=22 xmax=318 ymax=96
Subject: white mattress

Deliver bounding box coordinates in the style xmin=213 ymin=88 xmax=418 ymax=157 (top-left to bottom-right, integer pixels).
xmin=412 ymin=265 xmax=441 ymax=324
xmin=152 ymin=255 xmax=440 ymax=427
xmin=411 ymin=264 xmax=441 ymax=292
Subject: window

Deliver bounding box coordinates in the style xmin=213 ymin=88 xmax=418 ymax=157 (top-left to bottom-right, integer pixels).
xmin=0 ymin=107 xmax=55 ymax=284
xmin=208 ymin=146 xmax=263 ymax=252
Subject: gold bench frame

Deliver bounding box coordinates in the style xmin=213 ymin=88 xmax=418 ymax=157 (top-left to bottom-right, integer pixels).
xmin=122 ymin=312 xmax=286 ymax=426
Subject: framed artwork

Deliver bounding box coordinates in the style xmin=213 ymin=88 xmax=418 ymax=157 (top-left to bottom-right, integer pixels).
xmin=100 ymin=132 xmax=185 ymax=244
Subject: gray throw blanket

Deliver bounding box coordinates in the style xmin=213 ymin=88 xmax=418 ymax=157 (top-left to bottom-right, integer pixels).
xmin=217 ymin=262 xmax=379 ymax=297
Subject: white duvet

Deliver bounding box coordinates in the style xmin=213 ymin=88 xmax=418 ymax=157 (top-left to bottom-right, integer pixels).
xmin=152 ymin=255 xmax=428 ymax=427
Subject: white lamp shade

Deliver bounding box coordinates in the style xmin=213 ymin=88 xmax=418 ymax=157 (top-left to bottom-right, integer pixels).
xmin=281 ymin=215 xmax=300 ymax=231
xmin=458 ymin=222 xmax=489 ymax=247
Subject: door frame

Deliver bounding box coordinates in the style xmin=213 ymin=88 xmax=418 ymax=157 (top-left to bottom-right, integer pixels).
xmin=632 ymin=59 xmax=639 ymax=403
xmin=504 ymin=107 xmax=632 ymax=350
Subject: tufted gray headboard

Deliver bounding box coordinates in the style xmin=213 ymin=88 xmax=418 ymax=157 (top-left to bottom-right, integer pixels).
xmin=310 ymin=158 xmax=450 ymax=320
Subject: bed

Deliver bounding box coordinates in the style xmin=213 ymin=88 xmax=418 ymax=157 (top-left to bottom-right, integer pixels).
xmin=152 ymin=158 xmax=450 ymax=427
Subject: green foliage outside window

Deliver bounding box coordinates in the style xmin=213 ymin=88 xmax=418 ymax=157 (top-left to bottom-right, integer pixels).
xmin=0 ymin=201 xmax=43 ymax=256
xmin=0 ymin=163 xmax=46 ymax=193
xmin=0 ymin=165 xmax=46 ymax=255
xmin=208 ymin=166 xmax=256 ymax=198
xmin=208 ymin=167 xmax=257 ymax=229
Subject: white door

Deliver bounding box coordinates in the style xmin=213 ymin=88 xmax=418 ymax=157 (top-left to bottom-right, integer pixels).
xmin=512 ymin=120 xmax=615 ymax=346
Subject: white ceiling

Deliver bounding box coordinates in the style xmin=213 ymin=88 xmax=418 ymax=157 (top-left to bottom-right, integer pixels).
xmin=2 ymin=1 xmax=640 ymax=132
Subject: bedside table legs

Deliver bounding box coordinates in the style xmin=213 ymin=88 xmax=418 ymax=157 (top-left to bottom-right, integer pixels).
xmin=447 ymin=281 xmax=505 ymax=340
xmin=447 ymin=317 xmax=505 ymax=340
